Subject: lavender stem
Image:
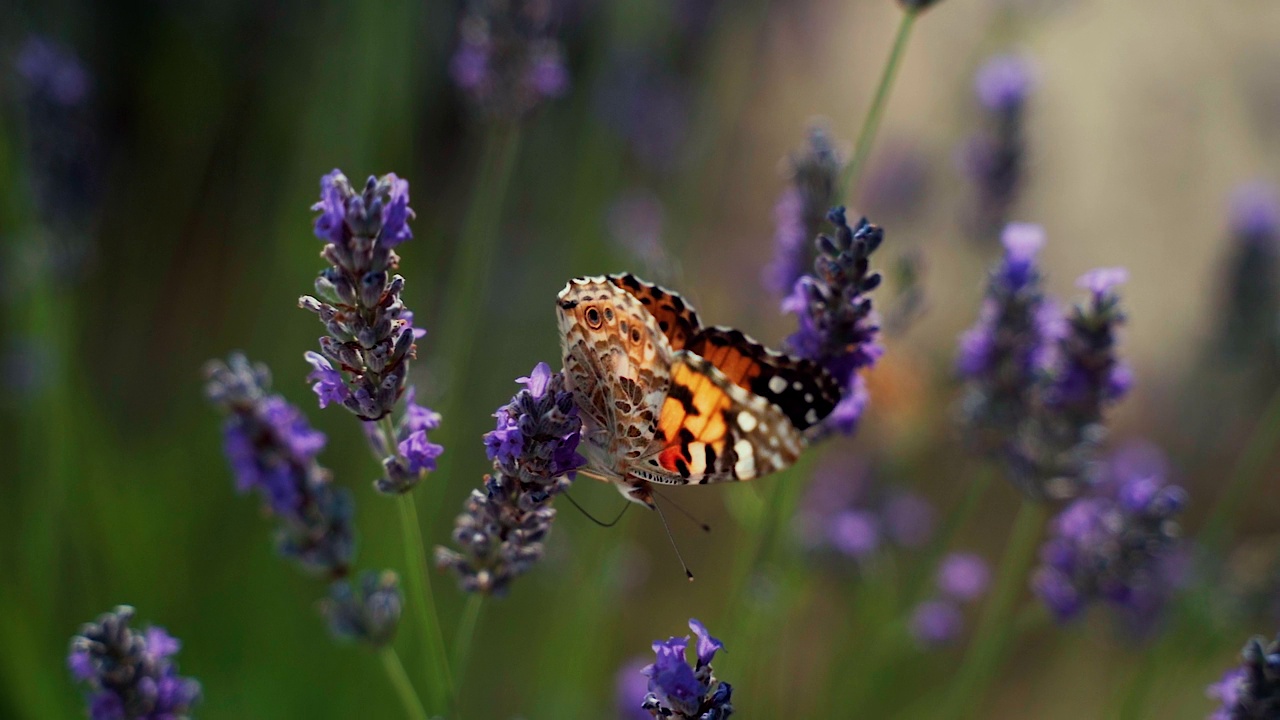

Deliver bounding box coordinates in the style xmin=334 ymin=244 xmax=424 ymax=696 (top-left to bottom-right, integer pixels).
xmin=380 ymin=646 xmax=430 ymax=720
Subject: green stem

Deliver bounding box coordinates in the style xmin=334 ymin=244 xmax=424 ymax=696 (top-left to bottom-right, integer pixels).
xmin=938 ymin=499 xmax=1048 ymax=720
xmin=396 ymin=492 xmax=454 ymax=717
xmin=452 ymin=594 xmax=484 ymax=690
xmin=1200 ymin=384 xmax=1280 ymax=550
xmin=376 ymin=417 xmax=454 ymax=716
xmin=839 ymin=8 xmax=919 ymax=200
xmin=380 ymin=646 xmax=431 ymax=720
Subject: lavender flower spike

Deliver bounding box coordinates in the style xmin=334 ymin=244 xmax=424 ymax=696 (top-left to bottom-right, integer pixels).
xmin=322 ymin=570 xmax=403 ymax=647
xmin=434 ymin=362 xmax=585 ymax=596
xmin=640 ymin=619 xmax=734 ymax=719
xmin=69 ymin=606 xmax=201 ymax=720
xmin=1209 ymin=633 xmax=1280 ymax=719
xmin=957 ymin=223 xmax=1055 ymax=462
xmin=962 ymin=54 xmax=1036 ymax=243
xmin=763 ymin=124 xmax=845 ymax=298
xmin=1033 ymin=266 xmax=1131 ymax=492
xmin=1032 ymin=444 xmax=1187 ymax=624
xmin=299 ymin=170 xmax=421 ymax=422
xmin=205 ymin=353 xmax=354 ymax=577
xmin=783 ymin=207 xmax=886 ymax=436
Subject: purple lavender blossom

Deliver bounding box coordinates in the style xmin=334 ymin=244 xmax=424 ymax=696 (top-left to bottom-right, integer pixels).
xmin=68 ymin=606 xmax=201 ymax=720
xmin=829 ymin=510 xmax=881 ymax=558
xmin=640 ymin=619 xmax=734 ymax=719
xmin=859 ymin=140 xmax=930 ymax=226
xmin=937 ymin=552 xmax=992 ymax=602
xmin=299 ymin=170 xmax=421 ymax=422
xmin=1033 ymin=266 xmax=1131 ymax=492
xmin=793 ymin=456 xmax=934 ymax=557
xmin=451 ymin=0 xmax=569 ymax=118
xmin=1208 ymin=634 xmax=1280 ymax=719
xmin=962 ymin=54 xmax=1036 ymax=242
xmin=764 ymin=125 xmax=845 ymax=298
xmin=1032 ymin=444 xmax=1187 ymax=623
xmin=783 ymin=207 xmax=886 ymax=437
xmin=957 ymin=224 xmax=1056 ymax=471
xmin=1220 ymin=182 xmax=1280 ymax=367
xmin=910 ymin=600 xmax=964 ymax=647
xmin=205 ymin=353 xmax=353 ymax=577
xmin=322 ymin=570 xmax=403 ymax=647
xmin=435 ymin=362 xmax=585 ymax=596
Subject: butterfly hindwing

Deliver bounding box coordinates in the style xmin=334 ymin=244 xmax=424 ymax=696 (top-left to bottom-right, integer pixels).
xmin=640 ymin=350 xmax=806 ymax=485
xmin=685 ymin=327 xmax=841 ymax=432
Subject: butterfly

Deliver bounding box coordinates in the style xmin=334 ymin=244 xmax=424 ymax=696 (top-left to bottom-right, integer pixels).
xmin=556 ymin=273 xmax=841 ymax=508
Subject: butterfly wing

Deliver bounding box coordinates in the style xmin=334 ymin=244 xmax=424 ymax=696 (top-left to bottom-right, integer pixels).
xmin=608 ymin=273 xmax=702 ymax=350
xmin=636 ymin=350 xmax=806 ymax=485
xmin=685 ymin=327 xmax=841 ymax=432
xmin=557 ymin=277 xmax=671 ymax=468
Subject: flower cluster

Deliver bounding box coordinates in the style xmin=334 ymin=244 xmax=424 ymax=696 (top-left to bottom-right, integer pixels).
xmin=205 ymin=353 xmax=354 ymax=577
xmin=435 ymin=362 xmax=585 ymax=596
xmin=68 ymin=606 xmax=201 ymax=720
xmin=783 ymin=207 xmax=886 ymax=436
xmin=321 ymin=570 xmax=404 ymax=647
xmin=958 ymin=224 xmax=1131 ymax=498
xmin=451 ymin=0 xmax=569 ymax=118
xmin=299 ymin=170 xmax=421 ymax=422
xmin=961 ymin=54 xmax=1035 ymax=243
xmin=792 ymin=455 xmax=935 ymax=559
xmin=910 ymin=552 xmax=992 ymax=647
xmin=1208 ymin=633 xmax=1280 ymax=719
xmin=1032 ymin=444 xmax=1187 ymax=624
xmin=639 ymin=619 xmax=734 ymax=719
xmin=595 ymin=53 xmax=691 ymax=175
xmin=763 ymin=125 xmax=845 ymax=299
xmin=362 ymin=387 xmax=444 ymax=495
xmin=1218 ymin=182 xmax=1280 ymax=368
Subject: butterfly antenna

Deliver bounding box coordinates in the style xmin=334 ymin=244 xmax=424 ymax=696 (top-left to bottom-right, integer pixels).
xmin=652 ymin=495 xmax=695 ymax=582
xmin=562 ymin=491 xmax=631 ymax=528
xmin=651 ymin=488 xmax=712 ymax=533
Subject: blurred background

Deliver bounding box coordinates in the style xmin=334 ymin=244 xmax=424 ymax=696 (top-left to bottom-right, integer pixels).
xmin=3 ymin=0 xmax=1280 ymax=717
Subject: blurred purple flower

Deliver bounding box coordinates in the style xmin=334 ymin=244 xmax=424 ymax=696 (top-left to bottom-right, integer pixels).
xmin=595 ymin=54 xmax=691 ymax=173
xmin=962 ymin=54 xmax=1036 ymax=242
xmin=829 ymin=510 xmax=881 ymax=558
xmin=937 ymin=553 xmax=991 ymax=602
xmin=1220 ymin=182 xmax=1280 ymax=369
xmin=69 ymin=606 xmax=201 ymax=720
xmin=16 ymin=37 xmax=88 ymax=106
xmin=617 ymin=657 xmax=654 ymax=720
xmin=859 ymin=140 xmax=930 ymax=223
xmin=764 ymin=125 xmax=844 ymax=298
xmin=883 ymin=492 xmax=936 ymax=548
xmin=452 ymin=0 xmax=569 ymax=118
xmin=322 ymin=570 xmax=403 ymax=646
xmin=910 ymin=600 xmax=963 ymax=647
xmin=607 ymin=191 xmax=672 ymax=277
xmin=205 ymin=354 xmax=353 ymax=577
xmin=1033 ymin=444 xmax=1187 ymax=623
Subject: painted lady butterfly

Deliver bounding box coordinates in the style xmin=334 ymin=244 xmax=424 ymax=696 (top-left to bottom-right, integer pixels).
xmin=556 ymin=273 xmax=841 ymax=508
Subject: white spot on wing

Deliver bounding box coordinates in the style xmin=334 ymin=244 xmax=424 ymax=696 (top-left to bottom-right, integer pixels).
xmin=805 ymin=408 xmax=819 ymax=426
xmin=768 ymin=376 xmax=787 ymax=394
xmin=734 ymin=440 xmax=755 ymax=478
xmin=737 ymin=412 xmax=758 ymax=432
